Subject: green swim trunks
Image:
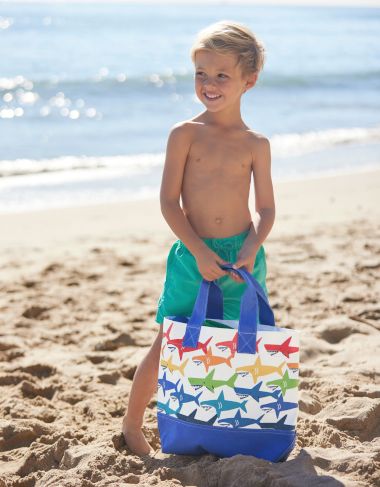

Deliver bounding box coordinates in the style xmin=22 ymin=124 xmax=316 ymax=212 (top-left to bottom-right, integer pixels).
xmin=155 ymin=227 xmax=269 ymax=325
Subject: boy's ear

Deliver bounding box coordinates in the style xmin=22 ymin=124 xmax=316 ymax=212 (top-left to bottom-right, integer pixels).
xmin=243 ymin=72 xmax=259 ymax=93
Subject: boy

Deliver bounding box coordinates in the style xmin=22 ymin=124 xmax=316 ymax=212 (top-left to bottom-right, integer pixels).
xmin=122 ymin=20 xmax=275 ymax=455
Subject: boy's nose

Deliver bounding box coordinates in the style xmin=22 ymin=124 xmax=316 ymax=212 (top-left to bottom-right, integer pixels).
xmin=202 ymin=82 xmax=218 ymax=93
xmin=202 ymin=77 xmax=217 ymax=87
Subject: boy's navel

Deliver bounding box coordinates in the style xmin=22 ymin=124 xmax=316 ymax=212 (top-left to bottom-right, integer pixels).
xmin=215 ymin=217 xmax=222 ymax=224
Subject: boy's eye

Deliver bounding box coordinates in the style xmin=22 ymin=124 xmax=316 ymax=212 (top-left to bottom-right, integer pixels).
xmin=195 ymin=72 xmax=228 ymax=79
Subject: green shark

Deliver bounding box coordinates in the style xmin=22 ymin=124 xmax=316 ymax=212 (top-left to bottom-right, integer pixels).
xmin=188 ymin=368 xmax=238 ymax=392
xmin=267 ymin=369 xmax=299 ymax=396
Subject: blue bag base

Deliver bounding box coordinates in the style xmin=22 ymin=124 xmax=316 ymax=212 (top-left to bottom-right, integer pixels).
xmin=157 ymin=412 xmax=296 ymax=462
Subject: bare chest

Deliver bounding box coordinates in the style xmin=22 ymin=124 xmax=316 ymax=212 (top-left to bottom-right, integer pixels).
xmin=183 ymin=139 xmax=253 ymax=191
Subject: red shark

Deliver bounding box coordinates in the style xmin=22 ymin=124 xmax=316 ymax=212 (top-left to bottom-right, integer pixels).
xmin=264 ymin=337 xmax=299 ymax=358
xmin=216 ymin=332 xmax=262 ymax=357
xmin=163 ymin=323 xmax=212 ymax=360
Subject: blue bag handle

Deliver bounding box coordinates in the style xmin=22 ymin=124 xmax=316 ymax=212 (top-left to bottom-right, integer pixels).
xmin=182 ymin=263 xmax=275 ymax=354
xmin=206 ymin=281 xmax=224 ymax=318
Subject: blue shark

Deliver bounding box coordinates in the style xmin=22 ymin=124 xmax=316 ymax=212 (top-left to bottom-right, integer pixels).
xmin=259 ymin=414 xmax=295 ymax=431
xmin=262 ymin=394 xmax=298 ymax=418
xmin=176 ymin=408 xmax=218 ymax=425
xmin=234 ymin=381 xmax=281 ymax=402
xmin=170 ymin=380 xmax=203 ymax=408
xmin=200 ymin=390 xmax=248 ymax=418
xmin=157 ymin=398 xmax=180 ymax=415
xmin=158 ymin=371 xmax=177 ymax=396
xmin=217 ymin=410 xmax=265 ymax=428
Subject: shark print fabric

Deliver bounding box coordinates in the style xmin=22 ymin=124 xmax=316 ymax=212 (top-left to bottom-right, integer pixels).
xmin=157 ymin=319 xmax=300 ymax=432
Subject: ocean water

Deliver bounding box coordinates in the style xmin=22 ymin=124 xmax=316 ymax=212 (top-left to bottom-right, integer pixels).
xmin=0 ymin=3 xmax=379 ymax=212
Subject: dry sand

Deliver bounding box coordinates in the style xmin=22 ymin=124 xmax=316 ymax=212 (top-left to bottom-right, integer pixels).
xmin=0 ymin=167 xmax=379 ymax=487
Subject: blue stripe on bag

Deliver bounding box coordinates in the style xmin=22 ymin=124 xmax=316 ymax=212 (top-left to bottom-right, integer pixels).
xmin=183 ymin=264 xmax=275 ymax=354
xmin=157 ymin=412 xmax=296 ymax=462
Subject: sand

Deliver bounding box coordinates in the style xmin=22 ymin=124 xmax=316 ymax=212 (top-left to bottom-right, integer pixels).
xmin=0 ymin=167 xmax=379 ymax=487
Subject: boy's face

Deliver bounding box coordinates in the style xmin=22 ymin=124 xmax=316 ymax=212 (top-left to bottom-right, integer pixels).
xmin=194 ymin=49 xmax=257 ymax=112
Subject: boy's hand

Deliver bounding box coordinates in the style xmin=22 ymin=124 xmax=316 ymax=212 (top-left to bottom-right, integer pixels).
xmin=228 ymin=246 xmax=258 ymax=283
xmin=195 ymin=247 xmax=230 ymax=282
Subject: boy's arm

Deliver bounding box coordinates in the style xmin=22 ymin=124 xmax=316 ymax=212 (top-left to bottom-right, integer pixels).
xmin=160 ymin=123 xmax=209 ymax=258
xmin=244 ymin=136 xmax=276 ymax=254
xmin=228 ymin=136 xmax=275 ymax=280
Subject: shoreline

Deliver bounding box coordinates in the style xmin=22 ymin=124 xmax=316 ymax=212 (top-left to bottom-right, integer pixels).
xmin=0 ymin=162 xmax=379 ymax=218
xmin=1 ymin=166 xmax=378 ymax=246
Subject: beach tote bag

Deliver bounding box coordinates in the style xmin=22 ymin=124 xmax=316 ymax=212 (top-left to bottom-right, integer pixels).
xmin=156 ymin=263 xmax=300 ymax=462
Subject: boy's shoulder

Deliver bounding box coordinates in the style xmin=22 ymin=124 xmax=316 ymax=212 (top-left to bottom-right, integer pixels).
xmin=245 ymin=129 xmax=270 ymax=143
xmin=245 ymin=130 xmax=271 ymax=156
xmin=171 ymin=118 xmax=210 ymax=131
xmin=169 ymin=119 xmax=199 ymax=132
xmin=167 ymin=120 xmax=198 ymax=144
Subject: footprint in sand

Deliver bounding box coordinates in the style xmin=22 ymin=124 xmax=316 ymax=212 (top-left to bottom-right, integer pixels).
xmin=22 ymin=306 xmax=50 ymax=319
xmin=355 ymin=260 xmax=380 ymax=271
xmin=42 ymin=262 xmax=63 ymax=274
xmin=95 ymin=332 xmax=137 ymax=351
xmin=317 ymin=397 xmax=380 ymax=442
xmin=0 ymin=419 xmax=54 ymax=451
xmin=118 ymin=258 xmax=134 ymax=267
xmin=20 ymin=380 xmax=57 ymax=400
xmin=16 ymin=437 xmax=71 ymax=477
xmin=97 ymin=370 xmax=120 ymax=385
xmin=315 ymin=318 xmax=373 ymax=344
xmin=0 ymin=372 xmax=32 ymax=386
xmin=14 ymin=364 xmax=56 ymax=378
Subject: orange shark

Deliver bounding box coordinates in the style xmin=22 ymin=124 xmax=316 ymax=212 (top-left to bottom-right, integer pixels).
xmin=192 ymin=347 xmax=233 ymax=372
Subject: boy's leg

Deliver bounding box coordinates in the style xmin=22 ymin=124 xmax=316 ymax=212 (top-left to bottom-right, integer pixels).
xmin=122 ymin=324 xmax=163 ymax=455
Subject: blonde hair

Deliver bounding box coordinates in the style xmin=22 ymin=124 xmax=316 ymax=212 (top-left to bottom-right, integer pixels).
xmin=190 ymin=20 xmax=266 ymax=78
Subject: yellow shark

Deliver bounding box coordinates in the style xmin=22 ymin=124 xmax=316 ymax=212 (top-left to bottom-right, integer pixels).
xmin=160 ymin=356 xmax=189 ymax=376
xmin=236 ymin=356 xmax=285 ymax=384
